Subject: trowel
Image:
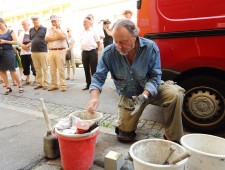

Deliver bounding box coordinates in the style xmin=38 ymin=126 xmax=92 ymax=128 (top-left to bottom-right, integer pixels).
xmin=40 ymin=98 xmax=60 ymax=159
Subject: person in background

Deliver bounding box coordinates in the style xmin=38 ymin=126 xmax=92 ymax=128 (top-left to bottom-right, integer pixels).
xmin=65 ymin=28 xmax=76 ymax=80
xmin=0 ymin=18 xmax=23 ymax=95
xmin=17 ymin=28 xmax=25 ymax=81
xmin=18 ymin=19 xmax=36 ymax=85
xmin=86 ymin=19 xmax=185 ymax=143
xmin=80 ymin=17 xmax=100 ymax=90
xmin=101 ymin=19 xmax=113 ymax=48
xmin=45 ymin=15 xmax=67 ymax=92
xmin=87 ymin=14 xmax=105 ymax=60
xmin=123 ymin=10 xmax=133 ymax=20
xmin=30 ymin=15 xmax=49 ymax=90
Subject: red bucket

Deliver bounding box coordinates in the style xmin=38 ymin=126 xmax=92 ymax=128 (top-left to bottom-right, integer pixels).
xmin=55 ymin=128 xmax=99 ymax=170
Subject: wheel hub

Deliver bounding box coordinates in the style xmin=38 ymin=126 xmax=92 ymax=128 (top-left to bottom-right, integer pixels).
xmin=186 ymin=89 xmax=220 ymax=120
xmin=191 ymin=96 xmax=215 ymax=118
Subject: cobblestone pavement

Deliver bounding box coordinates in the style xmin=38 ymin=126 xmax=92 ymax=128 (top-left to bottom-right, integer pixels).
xmin=0 ymin=94 xmax=167 ymax=140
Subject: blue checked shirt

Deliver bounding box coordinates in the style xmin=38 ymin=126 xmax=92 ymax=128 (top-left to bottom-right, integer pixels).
xmin=89 ymin=37 xmax=162 ymax=98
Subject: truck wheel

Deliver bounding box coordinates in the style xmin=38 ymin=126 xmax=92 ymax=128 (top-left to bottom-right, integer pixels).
xmin=179 ymin=75 xmax=225 ymax=132
xmin=76 ymin=64 xmax=79 ymax=67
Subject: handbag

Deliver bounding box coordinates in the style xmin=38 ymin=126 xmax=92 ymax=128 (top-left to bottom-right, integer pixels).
xmin=65 ymin=38 xmax=71 ymax=60
xmin=66 ymin=50 xmax=71 ymax=60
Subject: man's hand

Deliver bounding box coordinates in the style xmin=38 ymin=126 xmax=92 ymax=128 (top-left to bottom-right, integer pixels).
xmin=131 ymin=94 xmax=148 ymax=116
xmin=86 ymin=89 xmax=101 ymax=114
xmin=86 ymin=98 xmax=99 ymax=114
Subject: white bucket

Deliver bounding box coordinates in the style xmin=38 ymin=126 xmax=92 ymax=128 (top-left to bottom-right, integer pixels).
xmin=70 ymin=110 xmax=103 ymax=123
xmin=181 ymin=134 xmax=225 ymax=170
xmin=129 ymin=139 xmax=188 ymax=170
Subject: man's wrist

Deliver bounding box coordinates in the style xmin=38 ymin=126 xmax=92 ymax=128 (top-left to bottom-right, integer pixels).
xmin=142 ymin=94 xmax=148 ymax=100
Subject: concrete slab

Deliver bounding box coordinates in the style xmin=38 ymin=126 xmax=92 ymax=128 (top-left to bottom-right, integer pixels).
xmin=0 ymin=108 xmax=47 ymax=170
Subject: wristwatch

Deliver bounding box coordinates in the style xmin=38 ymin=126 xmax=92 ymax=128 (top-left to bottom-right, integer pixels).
xmin=142 ymin=94 xmax=148 ymax=99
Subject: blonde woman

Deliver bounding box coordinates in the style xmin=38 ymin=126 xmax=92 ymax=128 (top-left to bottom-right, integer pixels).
xmin=66 ymin=28 xmax=76 ymax=80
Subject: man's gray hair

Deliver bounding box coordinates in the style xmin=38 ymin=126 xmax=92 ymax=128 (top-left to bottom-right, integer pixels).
xmin=111 ymin=19 xmax=139 ymax=36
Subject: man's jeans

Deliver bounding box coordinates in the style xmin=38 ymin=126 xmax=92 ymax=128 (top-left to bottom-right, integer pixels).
xmin=116 ymin=80 xmax=185 ymax=141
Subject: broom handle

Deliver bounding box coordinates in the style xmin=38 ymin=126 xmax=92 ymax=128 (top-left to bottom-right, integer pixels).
xmin=40 ymin=98 xmax=52 ymax=132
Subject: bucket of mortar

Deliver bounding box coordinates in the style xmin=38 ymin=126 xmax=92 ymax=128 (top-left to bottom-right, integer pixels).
xmin=129 ymin=139 xmax=188 ymax=170
xmin=70 ymin=110 xmax=103 ymax=123
xmin=181 ymin=133 xmax=225 ymax=170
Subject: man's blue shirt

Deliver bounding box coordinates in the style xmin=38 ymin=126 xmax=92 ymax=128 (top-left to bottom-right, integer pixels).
xmin=89 ymin=37 xmax=162 ymax=98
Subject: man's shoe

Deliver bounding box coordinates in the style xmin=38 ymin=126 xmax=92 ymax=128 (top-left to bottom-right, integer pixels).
xmin=43 ymin=86 xmax=49 ymax=90
xmin=115 ymin=127 xmax=136 ymax=143
xmin=31 ymin=81 xmax=37 ymax=86
xmin=61 ymin=87 xmax=67 ymax=92
xmin=163 ymin=134 xmax=181 ymax=145
xmin=48 ymin=87 xmax=59 ymax=91
xmin=82 ymin=86 xmax=89 ymax=90
xmin=34 ymin=85 xmax=43 ymax=90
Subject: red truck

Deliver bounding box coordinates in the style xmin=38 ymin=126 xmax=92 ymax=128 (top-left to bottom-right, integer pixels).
xmin=137 ymin=0 xmax=225 ymax=132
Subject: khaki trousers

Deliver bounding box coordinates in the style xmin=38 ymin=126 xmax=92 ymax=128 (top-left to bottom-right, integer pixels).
xmin=117 ymin=81 xmax=185 ymax=141
xmin=47 ymin=50 xmax=66 ymax=88
xmin=31 ymin=52 xmax=49 ymax=87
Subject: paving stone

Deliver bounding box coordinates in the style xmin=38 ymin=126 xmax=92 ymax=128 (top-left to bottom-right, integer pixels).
xmin=135 ymin=134 xmax=148 ymax=141
xmin=106 ymin=117 xmax=115 ymax=121
xmin=139 ymin=119 xmax=147 ymax=124
xmin=152 ymin=124 xmax=163 ymax=130
xmin=110 ymin=114 xmax=118 ymax=119
xmin=137 ymin=122 xmax=144 ymax=128
xmin=141 ymin=124 xmax=154 ymax=130
xmin=146 ymin=120 xmax=155 ymax=125
xmin=148 ymin=129 xmax=162 ymax=138
xmin=136 ymin=128 xmax=152 ymax=136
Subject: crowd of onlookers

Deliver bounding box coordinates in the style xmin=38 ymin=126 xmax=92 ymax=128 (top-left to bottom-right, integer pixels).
xmin=0 ymin=9 xmax=133 ymax=94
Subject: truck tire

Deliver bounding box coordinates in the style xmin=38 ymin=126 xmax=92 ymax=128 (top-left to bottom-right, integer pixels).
xmin=179 ymin=75 xmax=225 ymax=132
xmin=76 ymin=64 xmax=79 ymax=67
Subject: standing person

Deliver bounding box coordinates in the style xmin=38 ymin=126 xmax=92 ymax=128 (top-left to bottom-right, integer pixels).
xmin=0 ymin=18 xmax=23 ymax=95
xmin=19 ymin=19 xmax=36 ymax=85
xmin=65 ymin=28 xmax=76 ymax=80
xmin=80 ymin=17 xmax=100 ymax=90
xmin=86 ymin=19 xmax=185 ymax=143
xmin=87 ymin=14 xmax=104 ymax=60
xmin=45 ymin=15 xmax=67 ymax=92
xmin=102 ymin=19 xmax=113 ymax=48
xmin=30 ymin=15 xmax=49 ymax=90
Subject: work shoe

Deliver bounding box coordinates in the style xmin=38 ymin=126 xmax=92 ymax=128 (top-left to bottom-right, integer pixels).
xmin=115 ymin=127 xmax=136 ymax=143
xmin=163 ymin=134 xmax=181 ymax=145
xmin=43 ymin=86 xmax=49 ymax=90
xmin=48 ymin=87 xmax=59 ymax=91
xmin=61 ymin=87 xmax=67 ymax=92
xmin=34 ymin=85 xmax=43 ymax=90
xmin=82 ymin=86 xmax=89 ymax=90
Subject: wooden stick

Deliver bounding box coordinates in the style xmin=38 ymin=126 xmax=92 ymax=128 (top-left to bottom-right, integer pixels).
xmin=169 ymin=151 xmax=191 ymax=164
xmin=161 ymin=145 xmax=176 ymax=164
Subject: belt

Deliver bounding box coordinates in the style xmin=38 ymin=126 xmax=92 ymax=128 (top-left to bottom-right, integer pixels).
xmin=49 ymin=48 xmax=66 ymax=50
xmin=82 ymin=49 xmax=96 ymax=52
